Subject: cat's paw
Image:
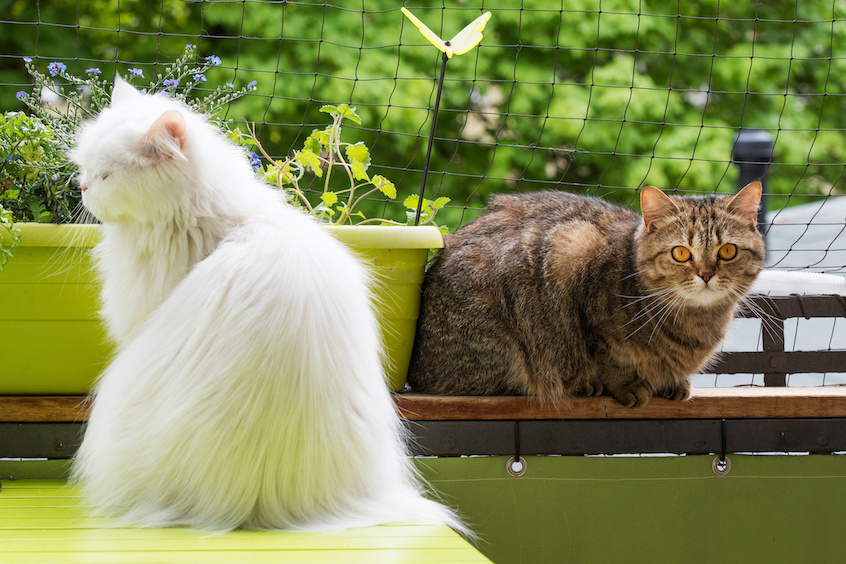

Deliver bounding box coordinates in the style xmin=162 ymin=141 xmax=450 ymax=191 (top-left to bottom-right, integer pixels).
xmin=575 ymin=377 xmax=604 ymax=397
xmin=607 ymin=379 xmax=653 ymax=408
xmin=659 ymin=380 xmax=691 ymax=401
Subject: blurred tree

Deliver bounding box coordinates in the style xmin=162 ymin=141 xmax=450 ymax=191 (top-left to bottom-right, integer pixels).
xmin=2 ymin=1 xmax=843 ymax=228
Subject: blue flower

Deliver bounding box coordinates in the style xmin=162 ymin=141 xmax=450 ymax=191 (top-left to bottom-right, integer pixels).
xmin=15 ymin=91 xmax=27 ymax=101
xmin=205 ymin=55 xmax=222 ymax=67
xmin=247 ymin=80 xmax=257 ymax=90
xmin=225 ymin=82 xmax=234 ymax=89
xmin=47 ymin=62 xmax=67 ymax=77
xmin=128 ymin=68 xmax=144 ymax=78
xmin=248 ymin=151 xmax=262 ymax=171
xmin=85 ymin=68 xmax=102 ymax=75
xmin=162 ymin=79 xmax=179 ymax=88
xmin=193 ymin=73 xmax=207 ymax=82
xmin=23 ymin=56 xmax=32 ymax=64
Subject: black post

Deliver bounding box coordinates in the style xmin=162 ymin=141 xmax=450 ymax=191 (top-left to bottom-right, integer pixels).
xmin=415 ymin=52 xmax=450 ymax=226
xmin=731 ymin=129 xmax=774 ymax=237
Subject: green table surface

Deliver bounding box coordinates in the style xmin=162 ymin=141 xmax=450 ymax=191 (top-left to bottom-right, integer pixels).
xmin=0 ymin=480 xmax=488 ymax=564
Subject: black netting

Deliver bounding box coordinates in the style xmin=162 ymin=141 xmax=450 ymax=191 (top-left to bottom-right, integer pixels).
xmin=3 ymin=1 xmax=846 ymax=385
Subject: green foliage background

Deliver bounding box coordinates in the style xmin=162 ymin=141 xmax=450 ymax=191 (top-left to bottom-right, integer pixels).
xmin=2 ymin=1 xmax=844 ymax=228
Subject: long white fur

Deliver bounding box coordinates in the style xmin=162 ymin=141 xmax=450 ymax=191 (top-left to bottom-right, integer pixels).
xmin=71 ymin=78 xmax=463 ymax=532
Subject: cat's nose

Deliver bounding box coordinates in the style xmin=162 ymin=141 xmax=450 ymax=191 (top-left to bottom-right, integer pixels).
xmin=698 ymin=269 xmax=714 ymax=283
xmin=81 ymin=185 xmax=88 ymax=193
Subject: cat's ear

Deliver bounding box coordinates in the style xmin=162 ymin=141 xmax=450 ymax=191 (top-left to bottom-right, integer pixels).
xmin=111 ymin=76 xmax=142 ymax=106
xmin=640 ymin=185 xmax=679 ymax=231
xmin=727 ymin=181 xmax=762 ymax=225
xmin=141 ymin=110 xmax=187 ymax=159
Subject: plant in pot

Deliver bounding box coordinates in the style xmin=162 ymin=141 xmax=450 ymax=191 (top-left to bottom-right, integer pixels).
xmin=237 ymin=103 xmax=450 ymax=391
xmin=2 ymin=47 xmax=446 ymax=394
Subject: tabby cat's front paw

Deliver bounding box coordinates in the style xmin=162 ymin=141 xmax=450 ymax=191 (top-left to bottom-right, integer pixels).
xmin=575 ymin=377 xmax=604 ymax=397
xmin=659 ymin=380 xmax=691 ymax=401
xmin=607 ymin=379 xmax=653 ymax=408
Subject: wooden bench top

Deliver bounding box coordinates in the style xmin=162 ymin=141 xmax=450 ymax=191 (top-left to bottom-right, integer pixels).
xmin=2 ymin=387 xmax=846 ymax=423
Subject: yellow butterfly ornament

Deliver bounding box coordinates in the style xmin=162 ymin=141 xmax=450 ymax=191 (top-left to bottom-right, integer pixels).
xmin=401 ymin=7 xmax=492 ymax=59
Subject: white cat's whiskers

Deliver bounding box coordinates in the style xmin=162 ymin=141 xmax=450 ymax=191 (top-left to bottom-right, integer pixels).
xmin=735 ymin=289 xmax=782 ymax=343
xmin=622 ymin=286 xmax=678 ymax=340
xmin=645 ymin=289 xmax=687 ymax=345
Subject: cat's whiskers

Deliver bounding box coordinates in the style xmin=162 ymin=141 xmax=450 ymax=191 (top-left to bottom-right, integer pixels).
xmin=622 ymin=287 xmax=674 ymax=324
xmin=623 ymin=286 xmax=680 ymax=340
xmin=620 ymin=268 xmax=648 ymax=283
xmin=735 ymin=289 xmax=783 ymax=343
xmin=617 ymin=282 xmax=672 ymax=309
xmin=646 ymin=289 xmax=687 ymax=346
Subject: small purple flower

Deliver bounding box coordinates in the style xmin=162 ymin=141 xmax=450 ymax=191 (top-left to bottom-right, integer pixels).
xmin=248 ymin=151 xmax=262 ymax=171
xmin=225 ymin=82 xmax=234 ymax=89
xmin=85 ymin=68 xmax=102 ymax=75
xmin=128 ymin=68 xmax=144 ymax=78
xmin=246 ymin=80 xmax=257 ymax=90
xmin=193 ymin=73 xmax=207 ymax=82
xmin=205 ymin=55 xmax=222 ymax=67
xmin=15 ymin=91 xmax=27 ymax=101
xmin=162 ymin=78 xmax=179 ymax=88
xmin=23 ymin=56 xmax=32 ymax=64
xmin=47 ymin=61 xmax=67 ymax=77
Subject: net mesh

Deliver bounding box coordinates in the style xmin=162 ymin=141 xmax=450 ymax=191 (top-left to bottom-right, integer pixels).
xmin=2 ymin=1 xmax=845 ymax=385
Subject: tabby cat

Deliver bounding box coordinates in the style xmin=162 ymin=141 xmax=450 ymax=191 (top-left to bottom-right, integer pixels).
xmin=408 ymin=182 xmax=764 ymax=407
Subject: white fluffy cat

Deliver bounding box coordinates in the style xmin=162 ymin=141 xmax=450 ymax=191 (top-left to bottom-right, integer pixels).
xmin=71 ymin=77 xmax=462 ymax=532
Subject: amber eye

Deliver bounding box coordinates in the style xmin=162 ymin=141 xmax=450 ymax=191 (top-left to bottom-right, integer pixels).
xmin=718 ymin=243 xmax=738 ymax=261
xmin=671 ymin=246 xmax=691 ymax=262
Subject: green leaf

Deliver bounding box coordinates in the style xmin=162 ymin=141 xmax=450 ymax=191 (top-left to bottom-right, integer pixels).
xmin=305 ymin=129 xmax=329 ymax=153
xmin=295 ymin=149 xmax=323 ymax=178
xmin=433 ymin=196 xmax=451 ymax=209
xmin=334 ymin=103 xmax=361 ymax=125
xmin=349 ymin=160 xmax=369 ymax=181
xmin=321 ymin=192 xmax=339 ymax=206
xmin=403 ymin=194 xmax=420 ymax=209
xmin=314 ymin=204 xmax=336 ymax=220
xmin=319 ymin=104 xmax=339 ymax=115
xmin=345 ymin=141 xmax=370 ymax=167
xmin=372 ymin=175 xmax=397 ymax=199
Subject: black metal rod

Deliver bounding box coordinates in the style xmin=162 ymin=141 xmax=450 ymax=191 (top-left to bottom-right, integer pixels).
xmin=415 ymin=51 xmax=450 ymax=226
xmin=732 ymin=129 xmax=774 ymax=237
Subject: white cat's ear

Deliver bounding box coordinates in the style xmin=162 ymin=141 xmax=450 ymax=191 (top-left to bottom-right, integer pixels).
xmin=111 ymin=76 xmax=142 ymax=106
xmin=640 ymin=185 xmax=678 ymax=231
xmin=141 ymin=110 xmax=187 ymax=159
xmin=727 ymin=181 xmax=762 ymax=225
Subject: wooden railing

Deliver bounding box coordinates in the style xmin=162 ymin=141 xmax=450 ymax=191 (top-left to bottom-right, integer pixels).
xmin=706 ymin=294 xmax=846 ymax=385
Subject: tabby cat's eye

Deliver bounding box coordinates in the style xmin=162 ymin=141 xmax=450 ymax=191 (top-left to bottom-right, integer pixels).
xmin=671 ymin=246 xmax=691 ymax=262
xmin=718 ymin=243 xmax=738 ymax=261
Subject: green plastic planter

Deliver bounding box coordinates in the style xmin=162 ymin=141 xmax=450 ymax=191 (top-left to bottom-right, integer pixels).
xmin=2 ymin=224 xmax=108 ymax=394
xmin=1 ymin=223 xmax=442 ymax=394
xmin=325 ymin=225 xmax=443 ymax=391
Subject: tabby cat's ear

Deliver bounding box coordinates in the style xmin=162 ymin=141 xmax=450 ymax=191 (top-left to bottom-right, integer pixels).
xmin=727 ymin=181 xmax=762 ymax=225
xmin=640 ymin=185 xmax=679 ymax=232
xmin=111 ymin=76 xmax=142 ymax=106
xmin=141 ymin=110 xmax=187 ymax=159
